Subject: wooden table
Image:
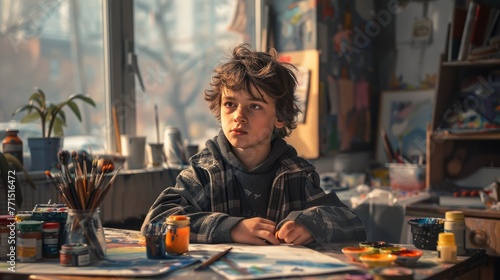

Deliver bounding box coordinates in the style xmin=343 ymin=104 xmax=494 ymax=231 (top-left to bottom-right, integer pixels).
xmin=0 ymin=228 xmax=489 ymax=280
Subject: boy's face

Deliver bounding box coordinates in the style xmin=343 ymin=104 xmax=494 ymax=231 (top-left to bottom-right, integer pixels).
xmin=220 ymin=87 xmax=284 ymax=153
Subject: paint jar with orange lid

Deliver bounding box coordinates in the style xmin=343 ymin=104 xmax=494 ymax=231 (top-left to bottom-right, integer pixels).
xmin=165 ymin=215 xmax=190 ymax=255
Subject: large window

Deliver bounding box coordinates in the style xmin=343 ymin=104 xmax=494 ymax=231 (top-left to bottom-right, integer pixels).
xmin=133 ymin=0 xmax=254 ymax=147
xmin=0 ymin=0 xmax=106 ymax=153
xmin=0 ymin=0 xmax=255 ymax=161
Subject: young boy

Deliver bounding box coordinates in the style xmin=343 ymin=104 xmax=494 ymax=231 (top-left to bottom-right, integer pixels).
xmin=141 ymin=44 xmax=366 ymax=246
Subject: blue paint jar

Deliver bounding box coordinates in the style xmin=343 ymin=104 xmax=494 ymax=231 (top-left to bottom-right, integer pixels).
xmin=144 ymin=222 xmax=166 ymax=259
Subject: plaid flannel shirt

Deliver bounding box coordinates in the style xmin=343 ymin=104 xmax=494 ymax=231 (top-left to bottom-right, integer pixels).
xmin=142 ymin=138 xmax=366 ymax=245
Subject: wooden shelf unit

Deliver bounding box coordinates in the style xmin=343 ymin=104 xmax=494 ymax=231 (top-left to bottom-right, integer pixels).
xmin=426 ymin=57 xmax=500 ymax=188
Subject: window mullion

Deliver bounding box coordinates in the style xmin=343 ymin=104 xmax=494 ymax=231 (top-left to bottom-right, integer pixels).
xmin=102 ymin=0 xmax=136 ymax=153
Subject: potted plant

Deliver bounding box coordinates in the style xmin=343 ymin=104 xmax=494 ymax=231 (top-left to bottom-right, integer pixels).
xmin=11 ymin=87 xmax=96 ymax=171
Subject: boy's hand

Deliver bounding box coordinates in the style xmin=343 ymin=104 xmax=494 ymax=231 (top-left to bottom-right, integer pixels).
xmin=231 ymin=217 xmax=281 ymax=245
xmin=275 ymin=221 xmax=314 ymax=245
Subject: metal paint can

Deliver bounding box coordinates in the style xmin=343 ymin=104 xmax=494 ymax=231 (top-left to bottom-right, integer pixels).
xmin=59 ymin=243 xmax=90 ymax=266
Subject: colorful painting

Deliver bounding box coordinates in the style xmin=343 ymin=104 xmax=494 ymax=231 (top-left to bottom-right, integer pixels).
xmin=269 ymin=0 xmax=317 ymax=52
xmin=2 ymin=228 xmax=197 ymax=277
xmin=2 ymin=229 xmax=355 ymax=278
xmin=376 ymin=89 xmax=435 ymax=164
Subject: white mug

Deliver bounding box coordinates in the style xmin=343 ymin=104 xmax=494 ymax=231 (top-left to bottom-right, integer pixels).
xmin=120 ymin=135 xmax=146 ymax=170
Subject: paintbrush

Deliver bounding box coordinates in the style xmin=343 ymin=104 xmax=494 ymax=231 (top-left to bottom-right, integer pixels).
xmin=45 ymin=171 xmax=73 ymax=208
xmin=86 ymin=159 xmax=98 ymax=203
xmin=194 ymin=247 xmax=233 ymax=271
xmin=91 ymin=167 xmax=120 ymax=211
xmin=380 ymin=129 xmax=396 ymax=163
xmin=58 ymin=150 xmax=73 ymax=184
xmin=83 ymin=152 xmax=88 ymax=199
xmin=71 ymin=151 xmax=86 ymax=209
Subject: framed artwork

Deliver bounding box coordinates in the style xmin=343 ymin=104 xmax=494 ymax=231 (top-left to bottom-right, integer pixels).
xmin=376 ymin=89 xmax=435 ymax=164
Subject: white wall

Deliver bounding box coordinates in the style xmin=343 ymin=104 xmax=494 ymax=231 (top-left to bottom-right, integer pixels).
xmin=395 ymin=0 xmax=454 ymax=87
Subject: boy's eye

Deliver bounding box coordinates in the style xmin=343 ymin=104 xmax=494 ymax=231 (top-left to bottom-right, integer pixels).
xmin=223 ymin=102 xmax=235 ymax=108
xmin=250 ymin=104 xmax=262 ymax=110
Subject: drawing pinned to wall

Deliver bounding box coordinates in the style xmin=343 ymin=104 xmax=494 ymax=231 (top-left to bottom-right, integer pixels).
xmin=269 ymin=0 xmax=316 ymax=52
xmin=376 ymin=89 xmax=435 ymax=164
xmin=412 ymin=18 xmax=433 ymax=45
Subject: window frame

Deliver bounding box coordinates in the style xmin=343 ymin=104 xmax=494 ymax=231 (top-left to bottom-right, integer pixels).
xmin=102 ymin=0 xmax=136 ymax=152
xmin=102 ymin=0 xmax=261 ymax=153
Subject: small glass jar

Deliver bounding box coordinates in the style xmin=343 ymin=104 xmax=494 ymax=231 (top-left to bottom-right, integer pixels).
xmin=63 ymin=209 xmax=106 ymax=262
xmin=60 ymin=243 xmax=90 ymax=266
xmin=16 ymin=220 xmax=43 ymax=262
xmin=165 ymin=215 xmax=190 ymax=255
xmin=145 ymin=222 xmax=167 ymax=259
xmin=42 ymin=222 xmax=60 ymax=258
xmin=2 ymin=129 xmax=23 ymax=167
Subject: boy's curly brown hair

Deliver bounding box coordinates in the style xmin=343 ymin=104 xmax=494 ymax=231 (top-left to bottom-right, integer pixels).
xmin=204 ymin=44 xmax=301 ymax=138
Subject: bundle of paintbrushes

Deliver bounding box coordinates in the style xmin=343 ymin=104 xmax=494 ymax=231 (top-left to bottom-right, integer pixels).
xmin=45 ymin=150 xmax=121 ymax=261
xmin=46 ymin=150 xmax=120 ymax=211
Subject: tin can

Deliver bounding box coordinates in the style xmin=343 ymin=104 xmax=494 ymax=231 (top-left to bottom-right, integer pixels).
xmin=16 ymin=220 xmax=43 ymax=262
xmin=163 ymin=127 xmax=187 ymax=165
xmin=42 ymin=222 xmax=60 ymax=258
xmin=60 ymin=243 xmax=90 ymax=266
xmin=165 ymin=215 xmax=190 ymax=255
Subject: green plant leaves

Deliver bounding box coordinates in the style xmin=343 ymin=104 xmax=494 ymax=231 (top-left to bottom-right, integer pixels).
xmin=12 ymin=88 xmax=96 ymax=138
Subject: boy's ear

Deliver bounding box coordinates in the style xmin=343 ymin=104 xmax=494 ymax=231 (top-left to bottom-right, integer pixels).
xmin=269 ymin=48 xmax=278 ymax=59
xmin=275 ymin=119 xmax=285 ymax=128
